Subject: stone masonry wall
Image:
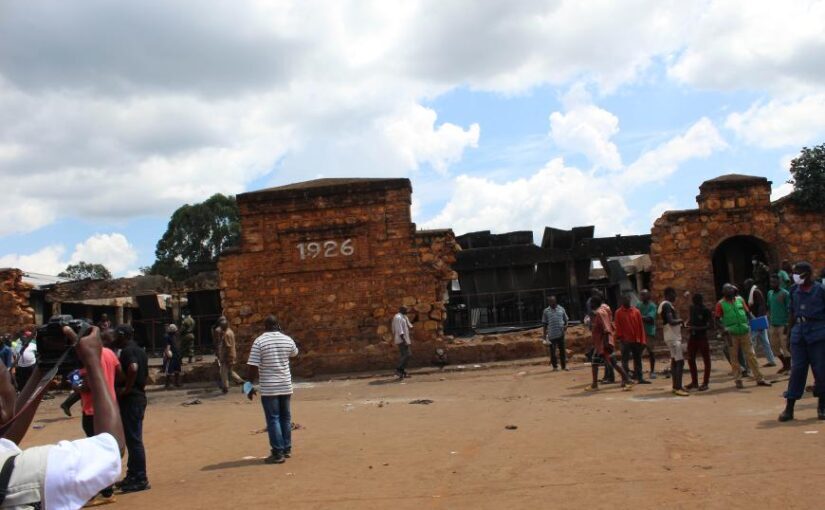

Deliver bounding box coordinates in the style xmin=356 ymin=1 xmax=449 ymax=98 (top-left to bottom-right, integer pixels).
xmin=218 ymin=179 xmax=459 ymax=375
xmin=651 ymin=176 xmax=825 ymax=321
xmin=0 ymin=269 xmax=35 ymax=334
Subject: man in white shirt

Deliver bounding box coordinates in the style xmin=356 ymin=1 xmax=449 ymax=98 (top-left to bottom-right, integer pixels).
xmin=246 ymin=316 xmax=298 ymax=465
xmin=0 ymin=326 xmax=124 ymax=509
xmin=391 ymin=307 xmax=413 ymax=379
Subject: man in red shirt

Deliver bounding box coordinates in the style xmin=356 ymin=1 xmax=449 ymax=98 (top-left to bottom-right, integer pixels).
xmin=615 ymin=294 xmax=651 ymax=385
xmin=586 ymin=295 xmax=632 ymax=391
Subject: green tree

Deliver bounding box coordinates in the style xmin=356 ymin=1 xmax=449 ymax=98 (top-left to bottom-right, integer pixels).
xmin=145 ymin=194 xmax=240 ymax=280
xmin=789 ymin=143 xmax=825 ymax=212
xmin=58 ymin=261 xmax=113 ymax=280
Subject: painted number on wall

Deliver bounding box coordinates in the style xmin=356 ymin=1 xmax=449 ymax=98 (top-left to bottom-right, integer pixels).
xmin=296 ymin=239 xmax=354 ymax=260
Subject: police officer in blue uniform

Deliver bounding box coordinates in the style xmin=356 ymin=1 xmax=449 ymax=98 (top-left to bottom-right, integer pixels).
xmin=778 ymin=261 xmax=825 ymax=422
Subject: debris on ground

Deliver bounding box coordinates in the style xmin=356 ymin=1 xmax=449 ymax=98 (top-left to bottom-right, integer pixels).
xmin=409 ymin=399 xmax=434 ymax=405
xmin=251 ymin=428 xmax=267 ymax=435
xmin=377 ymin=400 xmax=389 ymax=408
xmin=505 ymin=425 xmax=518 ymax=430
xmin=32 ymin=423 xmax=46 ymax=430
xmin=292 ymin=422 xmax=304 ymax=430
xmin=182 ymin=398 xmax=202 ymax=406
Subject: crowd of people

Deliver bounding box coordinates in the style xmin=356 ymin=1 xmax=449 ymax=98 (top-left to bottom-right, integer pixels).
xmin=535 ymin=259 xmax=825 ymax=422
xmin=0 ymin=256 xmax=822 ymax=508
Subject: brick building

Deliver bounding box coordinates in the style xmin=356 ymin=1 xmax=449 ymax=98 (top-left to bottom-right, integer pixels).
xmin=650 ymin=174 xmax=825 ymax=318
xmin=0 ymin=269 xmax=35 ymax=335
xmin=218 ymin=178 xmax=458 ymax=375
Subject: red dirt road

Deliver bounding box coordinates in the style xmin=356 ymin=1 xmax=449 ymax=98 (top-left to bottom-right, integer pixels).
xmin=23 ymin=361 xmax=825 ymax=509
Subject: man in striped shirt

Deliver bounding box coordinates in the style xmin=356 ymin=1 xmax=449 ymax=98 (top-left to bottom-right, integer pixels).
xmin=247 ymin=315 xmax=299 ymax=465
xmin=541 ymin=295 xmax=569 ymax=371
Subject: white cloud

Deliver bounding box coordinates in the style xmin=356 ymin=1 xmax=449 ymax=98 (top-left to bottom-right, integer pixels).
xmin=426 ymin=113 xmax=728 ymax=236
xmin=549 ymin=87 xmax=622 ymax=170
xmin=0 ymin=233 xmax=138 ymax=276
xmin=623 ymin=118 xmax=727 ymax=185
xmin=423 ymin=158 xmax=632 ymax=236
xmin=771 ymin=182 xmax=794 ymax=201
xmin=69 ymin=233 xmax=138 ymax=275
xmin=0 ymin=245 xmax=67 ymax=276
xmin=725 ymin=94 xmax=825 ymax=148
xmin=668 ymin=0 xmax=825 ymax=94
xmin=380 ymin=104 xmax=480 ymax=174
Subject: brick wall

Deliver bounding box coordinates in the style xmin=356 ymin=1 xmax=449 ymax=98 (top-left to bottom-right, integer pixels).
xmin=651 ymin=175 xmax=825 ymax=320
xmin=0 ymin=269 xmax=35 ymax=335
xmin=218 ymin=179 xmax=459 ymax=375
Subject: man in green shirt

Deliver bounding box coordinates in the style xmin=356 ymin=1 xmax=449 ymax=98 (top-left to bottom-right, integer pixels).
xmin=715 ymin=283 xmax=771 ymax=389
xmin=636 ymin=290 xmax=658 ymax=379
xmin=767 ymin=274 xmax=791 ymax=374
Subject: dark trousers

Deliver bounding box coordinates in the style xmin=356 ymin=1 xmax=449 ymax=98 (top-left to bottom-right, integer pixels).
xmin=687 ymin=337 xmax=711 ymax=386
xmin=261 ymin=395 xmax=292 ymax=454
xmin=82 ymin=414 xmax=114 ymax=497
xmin=397 ymin=343 xmax=411 ymax=373
xmin=786 ymin=339 xmax=825 ymax=400
xmin=120 ymin=395 xmax=148 ymax=483
xmin=62 ymin=391 xmax=81 ymax=410
xmin=15 ymin=365 xmax=34 ymax=391
xmin=548 ymin=335 xmax=566 ymax=369
xmin=621 ymin=342 xmax=644 ymax=382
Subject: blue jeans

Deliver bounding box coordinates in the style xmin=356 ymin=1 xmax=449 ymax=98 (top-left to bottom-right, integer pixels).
xmin=261 ymin=395 xmax=292 ymax=454
xmin=751 ymin=328 xmax=776 ymax=364
xmin=119 ymin=394 xmax=148 ymax=482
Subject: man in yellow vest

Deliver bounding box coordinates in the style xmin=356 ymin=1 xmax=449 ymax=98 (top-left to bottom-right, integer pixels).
xmin=715 ymin=283 xmax=772 ymax=389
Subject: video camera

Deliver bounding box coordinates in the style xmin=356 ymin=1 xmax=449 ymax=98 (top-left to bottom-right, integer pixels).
xmin=35 ymin=315 xmax=92 ymax=374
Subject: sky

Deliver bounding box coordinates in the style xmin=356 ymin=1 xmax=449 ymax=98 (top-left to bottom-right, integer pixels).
xmin=1 ymin=0 xmax=824 ymax=277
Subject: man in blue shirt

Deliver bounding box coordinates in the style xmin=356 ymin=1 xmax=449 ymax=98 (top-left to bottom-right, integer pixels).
xmin=778 ymin=261 xmax=825 ymax=422
xmin=542 ymin=295 xmax=569 ymax=371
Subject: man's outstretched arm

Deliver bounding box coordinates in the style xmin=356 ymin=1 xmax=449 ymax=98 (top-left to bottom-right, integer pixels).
xmin=74 ymin=326 xmax=126 ymax=454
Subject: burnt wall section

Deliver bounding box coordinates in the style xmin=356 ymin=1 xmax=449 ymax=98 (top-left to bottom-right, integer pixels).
xmin=449 ymin=227 xmax=651 ymax=330
xmin=0 ymin=269 xmax=35 ymax=334
xmin=218 ymin=178 xmax=459 ymax=374
xmin=651 ymin=174 xmax=825 ymax=320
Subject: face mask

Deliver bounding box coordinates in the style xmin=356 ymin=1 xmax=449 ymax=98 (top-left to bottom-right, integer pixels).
xmin=793 ymin=274 xmax=805 ymax=285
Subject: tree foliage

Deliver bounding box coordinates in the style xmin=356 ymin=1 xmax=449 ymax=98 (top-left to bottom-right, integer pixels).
xmin=145 ymin=194 xmax=240 ymax=280
xmin=58 ymin=261 xmax=112 ymax=280
xmin=789 ymin=143 xmax=825 ymax=212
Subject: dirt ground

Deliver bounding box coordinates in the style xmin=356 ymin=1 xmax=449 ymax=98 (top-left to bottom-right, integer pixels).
xmin=23 ymin=358 xmax=825 ymax=510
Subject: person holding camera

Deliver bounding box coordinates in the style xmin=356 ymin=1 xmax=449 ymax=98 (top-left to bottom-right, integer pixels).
xmin=112 ymin=325 xmax=150 ymax=493
xmin=0 ymin=324 xmax=124 ymax=509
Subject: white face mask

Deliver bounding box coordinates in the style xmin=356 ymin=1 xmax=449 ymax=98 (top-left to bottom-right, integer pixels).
xmin=793 ymin=273 xmax=805 ymax=285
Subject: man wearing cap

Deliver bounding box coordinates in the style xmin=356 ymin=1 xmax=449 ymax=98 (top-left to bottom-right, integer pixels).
xmin=778 ymin=261 xmax=825 ymax=422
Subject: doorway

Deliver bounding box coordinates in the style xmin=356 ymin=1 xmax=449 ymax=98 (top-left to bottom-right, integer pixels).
xmin=711 ymin=235 xmax=771 ymax=298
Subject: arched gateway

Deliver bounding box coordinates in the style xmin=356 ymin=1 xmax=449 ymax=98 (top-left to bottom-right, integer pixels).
xmin=650 ymin=174 xmax=824 ymax=322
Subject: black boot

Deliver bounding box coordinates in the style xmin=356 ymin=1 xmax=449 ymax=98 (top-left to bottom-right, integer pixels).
xmin=818 ymin=397 xmax=825 ymax=420
xmin=778 ymin=399 xmax=796 ymax=422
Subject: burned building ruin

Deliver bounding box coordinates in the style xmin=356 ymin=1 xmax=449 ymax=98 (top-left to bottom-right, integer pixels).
xmin=446 ymin=227 xmax=651 ymax=334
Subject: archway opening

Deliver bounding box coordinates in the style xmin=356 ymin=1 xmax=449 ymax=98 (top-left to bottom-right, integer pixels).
xmin=711 ymin=235 xmax=771 ymax=299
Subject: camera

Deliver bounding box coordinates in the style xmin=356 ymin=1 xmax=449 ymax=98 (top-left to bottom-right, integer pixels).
xmin=35 ymin=315 xmax=92 ymax=374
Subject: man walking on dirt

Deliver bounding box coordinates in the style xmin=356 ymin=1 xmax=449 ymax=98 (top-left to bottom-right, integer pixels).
xmin=542 ymin=295 xmax=569 ymax=371
xmin=615 ymin=294 xmax=650 ymax=384
xmin=214 ymin=316 xmax=244 ymax=393
xmin=715 ymin=284 xmax=772 ymax=390
xmin=392 ymin=307 xmax=413 ymax=379
xmin=659 ymin=288 xmax=689 ymax=397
